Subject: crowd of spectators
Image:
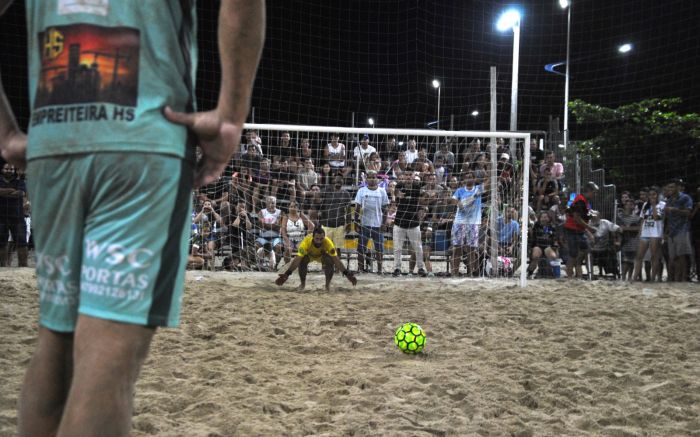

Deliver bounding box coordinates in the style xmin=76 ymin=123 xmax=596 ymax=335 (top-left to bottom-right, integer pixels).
xmin=2 ymin=130 xmax=699 ymax=282
xmin=184 ymin=130 xmax=700 ymax=281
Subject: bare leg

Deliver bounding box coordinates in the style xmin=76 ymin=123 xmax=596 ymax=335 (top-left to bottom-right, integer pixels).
xmin=297 ymin=256 xmax=310 ymax=290
xmin=528 ymin=247 xmax=542 ymax=275
xmin=18 ymin=327 xmax=74 ymax=437
xmin=649 ymin=239 xmax=662 ymax=281
xmin=357 ymin=251 xmax=365 ymax=273
xmin=56 ymin=315 xmax=154 ymax=437
xmin=575 ymin=253 xmax=585 ymax=279
xmin=451 ymin=246 xmax=463 ymax=275
xmin=322 ymin=256 xmax=334 ymax=291
xmin=632 ymin=240 xmax=649 ymax=281
xmin=565 ymin=256 xmax=576 ymax=279
xmin=468 ymin=248 xmax=479 ymax=276
xmin=423 ymin=246 xmax=432 ymax=273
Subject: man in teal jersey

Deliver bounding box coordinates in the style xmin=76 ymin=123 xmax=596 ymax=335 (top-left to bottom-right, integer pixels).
xmin=0 ymin=1 xmax=265 ymax=436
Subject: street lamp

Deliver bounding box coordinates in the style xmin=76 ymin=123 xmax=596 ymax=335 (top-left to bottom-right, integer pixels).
xmin=618 ymin=43 xmax=633 ymax=53
xmin=497 ymin=8 xmax=522 ymax=150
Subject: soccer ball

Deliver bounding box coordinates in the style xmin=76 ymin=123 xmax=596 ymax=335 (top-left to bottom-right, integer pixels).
xmin=394 ymin=322 xmax=426 ymax=354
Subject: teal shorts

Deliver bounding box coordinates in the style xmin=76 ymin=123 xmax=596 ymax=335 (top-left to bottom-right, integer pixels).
xmin=27 ymin=152 xmax=193 ymax=332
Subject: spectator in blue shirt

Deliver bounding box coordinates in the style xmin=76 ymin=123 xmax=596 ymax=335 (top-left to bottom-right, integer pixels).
xmin=497 ymin=206 xmax=520 ymax=256
xmin=664 ymin=179 xmax=693 ymax=282
xmin=450 ymin=171 xmax=483 ymax=276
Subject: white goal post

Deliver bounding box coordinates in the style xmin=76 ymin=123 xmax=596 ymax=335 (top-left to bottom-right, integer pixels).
xmin=240 ymin=124 xmax=531 ymax=287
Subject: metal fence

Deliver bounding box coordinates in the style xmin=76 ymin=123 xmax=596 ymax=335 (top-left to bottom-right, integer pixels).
xmin=560 ymin=144 xmax=617 ymax=222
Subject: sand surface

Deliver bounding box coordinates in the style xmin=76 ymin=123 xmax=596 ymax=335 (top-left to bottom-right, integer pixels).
xmin=1 ymin=268 xmax=699 ymax=436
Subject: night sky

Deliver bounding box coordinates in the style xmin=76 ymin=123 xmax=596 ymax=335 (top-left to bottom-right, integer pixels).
xmin=2 ymin=0 xmax=700 ymax=136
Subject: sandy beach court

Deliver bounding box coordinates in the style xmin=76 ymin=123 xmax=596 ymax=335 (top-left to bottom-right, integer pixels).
xmin=1 ymin=269 xmax=698 ymax=436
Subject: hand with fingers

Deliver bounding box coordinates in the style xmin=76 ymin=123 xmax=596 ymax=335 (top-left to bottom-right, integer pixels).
xmin=163 ymin=107 xmax=243 ymax=188
xmin=275 ymin=272 xmax=290 ymax=286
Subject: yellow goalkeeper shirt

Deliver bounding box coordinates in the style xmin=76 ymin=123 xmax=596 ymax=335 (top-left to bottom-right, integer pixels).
xmin=297 ymin=235 xmax=337 ymax=261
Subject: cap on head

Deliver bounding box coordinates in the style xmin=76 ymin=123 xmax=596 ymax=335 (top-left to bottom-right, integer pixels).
xmin=500 ymin=153 xmax=510 ymax=160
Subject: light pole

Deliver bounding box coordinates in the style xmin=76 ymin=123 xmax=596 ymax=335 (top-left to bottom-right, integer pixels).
xmin=560 ymin=0 xmax=571 ymax=155
xmin=432 ymin=79 xmax=441 ymax=146
xmin=497 ymin=8 xmax=521 ymax=153
xmin=432 ymin=79 xmax=441 ymax=131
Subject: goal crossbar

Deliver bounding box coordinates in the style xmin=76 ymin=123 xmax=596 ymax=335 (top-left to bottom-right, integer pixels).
xmin=245 ymin=123 xmax=531 ymax=140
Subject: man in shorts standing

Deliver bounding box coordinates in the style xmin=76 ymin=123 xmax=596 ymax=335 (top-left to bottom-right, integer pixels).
xmin=450 ymin=171 xmax=483 ymax=276
xmin=563 ymin=182 xmax=599 ymax=279
xmin=354 ymin=170 xmax=389 ymax=273
xmin=664 ymin=179 xmax=693 ymax=282
xmin=321 ymin=175 xmax=352 ymax=263
xmin=0 ymin=1 xmax=265 ymax=435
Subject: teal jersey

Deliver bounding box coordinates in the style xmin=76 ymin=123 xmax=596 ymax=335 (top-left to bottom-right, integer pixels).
xmin=25 ymin=1 xmax=197 ymax=161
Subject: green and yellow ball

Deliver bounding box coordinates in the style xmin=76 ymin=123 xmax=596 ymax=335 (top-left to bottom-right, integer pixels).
xmin=394 ymin=322 xmax=426 ymax=354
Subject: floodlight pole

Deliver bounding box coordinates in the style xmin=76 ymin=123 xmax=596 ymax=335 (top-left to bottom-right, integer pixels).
xmin=563 ymin=1 xmax=571 ymax=155
xmin=509 ymin=21 xmax=520 ymax=157
xmin=432 ymin=79 xmax=441 ymax=145
xmin=436 ymin=85 xmax=441 ymax=131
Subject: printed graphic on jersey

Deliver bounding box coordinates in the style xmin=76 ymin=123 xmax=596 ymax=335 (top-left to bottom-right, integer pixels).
xmin=35 ymin=24 xmax=139 ymax=109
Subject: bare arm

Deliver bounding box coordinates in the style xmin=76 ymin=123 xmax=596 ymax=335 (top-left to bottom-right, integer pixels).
xmin=281 ymin=254 xmax=304 ymax=276
xmin=280 ymin=216 xmax=289 ymax=242
xmin=213 ymin=0 xmax=265 ymax=123
xmin=0 ymin=0 xmax=14 ymax=14
xmin=573 ymin=212 xmax=596 ymax=233
xmin=211 ymin=209 xmax=223 ymax=225
xmin=300 ymin=213 xmax=314 ymax=232
xmin=0 ymin=0 xmax=27 ymax=167
xmin=690 ymin=203 xmax=700 ymax=220
xmin=165 ymin=0 xmax=265 ymax=187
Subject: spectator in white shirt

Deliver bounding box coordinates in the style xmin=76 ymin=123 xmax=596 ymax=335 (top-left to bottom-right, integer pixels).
xmin=404 ymin=138 xmax=419 ymax=164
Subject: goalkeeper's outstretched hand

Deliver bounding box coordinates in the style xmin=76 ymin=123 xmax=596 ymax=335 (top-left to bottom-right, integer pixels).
xmin=275 ymin=272 xmax=290 ymax=286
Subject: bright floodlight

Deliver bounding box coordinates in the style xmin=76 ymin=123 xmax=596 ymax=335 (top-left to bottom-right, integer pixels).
xmin=618 ymin=43 xmax=632 ymax=53
xmin=559 ymin=0 xmax=570 ymax=9
xmin=471 ymin=110 xmax=479 ymax=117
xmin=496 ymin=9 xmax=521 ymax=31
xmin=368 ymin=118 xmax=374 ymax=126
xmin=432 ymin=79 xmax=440 ymax=89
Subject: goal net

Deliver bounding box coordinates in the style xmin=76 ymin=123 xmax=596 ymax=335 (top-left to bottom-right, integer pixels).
xmin=191 ymin=125 xmax=532 ymax=286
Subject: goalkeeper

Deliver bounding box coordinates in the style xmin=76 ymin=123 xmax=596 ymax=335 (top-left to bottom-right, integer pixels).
xmin=275 ymin=227 xmax=357 ymax=291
